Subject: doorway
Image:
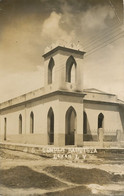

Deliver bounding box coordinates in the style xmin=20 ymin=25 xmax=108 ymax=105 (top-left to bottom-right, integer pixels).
xmin=47 ymin=108 xmax=54 ymax=145
xmin=65 ymin=107 xmax=76 ymax=145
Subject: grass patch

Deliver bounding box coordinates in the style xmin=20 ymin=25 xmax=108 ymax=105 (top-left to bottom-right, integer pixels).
xmin=0 ymin=148 xmax=20 ymax=159
xmin=0 ymin=148 xmax=40 ymax=160
xmin=0 ymin=166 xmax=67 ymax=189
xmin=44 ymin=166 xmax=124 ymax=185
xmin=43 ymin=185 xmax=91 ymax=196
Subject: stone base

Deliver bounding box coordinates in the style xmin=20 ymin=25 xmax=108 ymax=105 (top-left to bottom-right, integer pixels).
xmin=104 ymin=135 xmax=117 ymax=142
xmin=0 ymin=134 xmax=48 ymax=145
xmin=55 ymin=133 xmax=84 ymax=146
xmin=75 ymin=134 xmax=83 ymax=146
xmin=83 ymin=134 xmax=98 ymax=141
xmin=54 ymin=134 xmax=65 ymax=146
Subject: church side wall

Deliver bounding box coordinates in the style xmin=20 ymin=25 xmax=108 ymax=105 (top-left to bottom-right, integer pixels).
xmin=0 ymin=96 xmax=59 ymax=145
xmin=0 ymin=94 xmax=84 ymax=146
xmin=0 ymin=105 xmax=26 ymax=143
xmin=84 ymin=102 xmax=123 ymax=141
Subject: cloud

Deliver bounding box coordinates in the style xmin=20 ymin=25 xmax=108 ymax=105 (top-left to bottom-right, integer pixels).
xmin=41 ymin=11 xmax=75 ymax=43
xmin=40 ymin=5 xmax=116 ymax=50
xmin=80 ymin=5 xmax=115 ymax=31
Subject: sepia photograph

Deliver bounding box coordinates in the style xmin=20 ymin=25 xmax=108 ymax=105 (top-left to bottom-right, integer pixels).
xmin=0 ymin=0 xmax=124 ymax=195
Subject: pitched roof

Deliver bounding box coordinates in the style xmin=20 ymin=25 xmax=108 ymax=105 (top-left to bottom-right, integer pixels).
xmin=83 ymin=88 xmax=115 ymax=95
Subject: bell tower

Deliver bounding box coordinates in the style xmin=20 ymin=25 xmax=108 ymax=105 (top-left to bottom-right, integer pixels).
xmin=43 ymin=43 xmax=86 ymax=93
xmin=42 ymin=43 xmax=86 ymax=146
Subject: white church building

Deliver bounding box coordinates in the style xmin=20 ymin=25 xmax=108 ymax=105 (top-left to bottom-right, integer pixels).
xmin=0 ymin=44 xmax=124 ymax=147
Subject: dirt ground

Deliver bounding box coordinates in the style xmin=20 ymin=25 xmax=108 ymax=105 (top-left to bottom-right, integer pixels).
xmin=0 ymin=148 xmax=124 ymax=196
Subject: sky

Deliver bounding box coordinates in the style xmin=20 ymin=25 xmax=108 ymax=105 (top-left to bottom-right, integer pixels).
xmin=0 ymin=0 xmax=124 ymax=102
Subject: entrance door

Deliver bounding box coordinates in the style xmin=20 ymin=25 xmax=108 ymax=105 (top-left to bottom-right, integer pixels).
xmin=65 ymin=107 xmax=76 ymax=145
xmin=47 ymin=108 xmax=54 ymax=145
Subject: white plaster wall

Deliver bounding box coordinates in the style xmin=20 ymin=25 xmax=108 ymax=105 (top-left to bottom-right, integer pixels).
xmin=0 ymin=94 xmax=84 ymax=145
xmin=43 ymin=50 xmax=84 ymax=92
xmin=84 ymin=93 xmax=117 ymax=103
xmin=25 ymin=102 xmax=43 ymax=134
xmin=0 ymin=105 xmax=26 ymax=136
xmin=57 ymin=95 xmax=83 ymax=135
xmin=84 ymin=102 xmax=123 ymax=135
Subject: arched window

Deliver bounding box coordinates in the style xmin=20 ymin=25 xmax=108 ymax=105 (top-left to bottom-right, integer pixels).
xmin=19 ymin=114 xmax=22 ymax=134
xmin=48 ymin=57 xmax=55 ymax=84
xmin=83 ymin=111 xmax=87 ymax=134
xmin=98 ymin=113 xmax=104 ymax=129
xmin=66 ymin=56 xmax=77 ymax=83
xmin=30 ymin=112 xmax=34 ymax=134
xmin=65 ymin=106 xmax=77 ymax=145
xmin=47 ymin=107 xmax=54 ymax=145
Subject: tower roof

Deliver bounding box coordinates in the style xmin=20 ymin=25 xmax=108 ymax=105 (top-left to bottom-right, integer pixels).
xmin=42 ymin=45 xmax=86 ymax=58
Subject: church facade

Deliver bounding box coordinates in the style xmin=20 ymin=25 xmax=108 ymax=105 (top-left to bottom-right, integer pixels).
xmin=0 ymin=45 xmax=124 ymax=147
